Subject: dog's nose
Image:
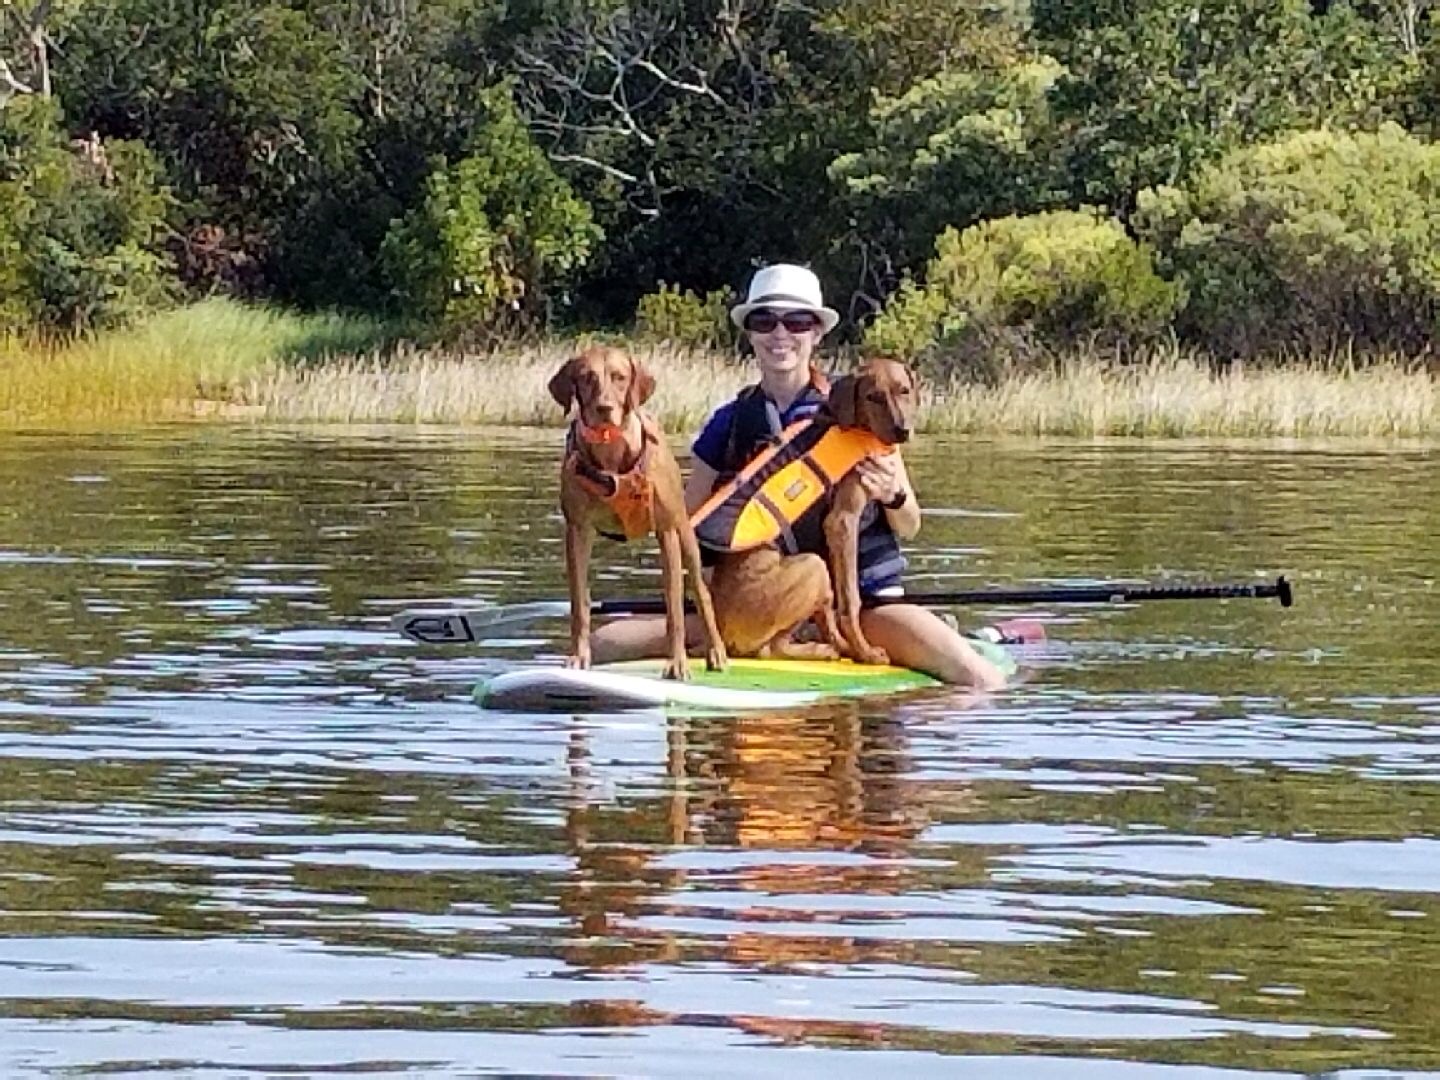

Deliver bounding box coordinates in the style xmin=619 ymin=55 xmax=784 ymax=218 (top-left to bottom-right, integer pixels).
xmin=894 ymin=426 xmax=911 ymax=443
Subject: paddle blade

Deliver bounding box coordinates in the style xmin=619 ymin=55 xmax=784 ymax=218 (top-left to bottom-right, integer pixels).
xmin=392 ymin=601 xmax=571 ymax=643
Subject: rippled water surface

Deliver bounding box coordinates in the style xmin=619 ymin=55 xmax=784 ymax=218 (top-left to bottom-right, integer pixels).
xmin=1 ymin=426 xmax=1436 ymax=1077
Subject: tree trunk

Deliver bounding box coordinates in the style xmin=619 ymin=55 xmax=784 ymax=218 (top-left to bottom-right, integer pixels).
xmin=31 ymin=24 xmax=50 ymax=97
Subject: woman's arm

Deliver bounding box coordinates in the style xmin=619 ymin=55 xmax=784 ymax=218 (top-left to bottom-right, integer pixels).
xmin=685 ymin=460 xmax=719 ymax=514
xmin=856 ymin=452 xmax=921 ymax=540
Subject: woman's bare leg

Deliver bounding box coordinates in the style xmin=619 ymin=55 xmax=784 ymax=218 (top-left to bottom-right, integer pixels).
xmin=859 ymin=604 xmax=1007 ymax=690
xmin=589 ymin=614 xmax=704 ymax=664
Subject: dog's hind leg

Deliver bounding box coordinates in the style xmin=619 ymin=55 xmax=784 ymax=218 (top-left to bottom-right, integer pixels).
xmin=756 ymin=552 xmax=846 ymax=661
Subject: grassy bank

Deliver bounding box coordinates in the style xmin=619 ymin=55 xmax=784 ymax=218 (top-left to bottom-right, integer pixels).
xmin=0 ymin=300 xmax=393 ymax=426
xmin=2 ymin=300 xmax=1435 ymax=437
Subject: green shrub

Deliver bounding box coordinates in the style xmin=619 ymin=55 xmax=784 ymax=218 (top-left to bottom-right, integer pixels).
xmin=633 ymin=282 xmax=731 ymax=350
xmin=866 ymin=208 xmax=1182 ymax=376
xmin=829 ymin=57 xmax=1066 ymax=273
xmin=0 ymin=97 xmax=176 ymax=334
xmin=380 ymin=85 xmax=602 ymax=340
xmin=1135 ymin=124 xmax=1440 ymax=356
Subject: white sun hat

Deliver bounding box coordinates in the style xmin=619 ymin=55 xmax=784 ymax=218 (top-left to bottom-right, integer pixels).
xmin=729 ymin=263 xmax=841 ymax=335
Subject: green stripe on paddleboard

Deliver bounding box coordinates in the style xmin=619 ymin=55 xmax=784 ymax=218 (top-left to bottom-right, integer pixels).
xmin=599 ymin=657 xmax=943 ymax=694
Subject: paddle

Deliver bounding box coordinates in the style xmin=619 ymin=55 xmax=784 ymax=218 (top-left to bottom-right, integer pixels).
xmin=392 ymin=574 xmax=1293 ymax=645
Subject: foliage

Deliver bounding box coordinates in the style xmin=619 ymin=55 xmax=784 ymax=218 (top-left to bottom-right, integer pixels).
xmin=55 ymin=0 xmax=364 ymax=293
xmin=815 ymin=0 xmax=1030 ymax=97
xmin=0 ymin=0 xmax=1433 ymax=361
xmin=1033 ymin=0 xmax=1409 ymax=212
xmin=379 ymin=86 xmax=602 ymax=338
xmin=866 ymin=209 xmax=1183 ymax=375
xmin=1135 ymin=124 xmax=1440 ymax=356
xmin=0 ymin=96 xmax=175 ymax=333
xmin=830 ymin=57 xmax=1067 ymax=282
xmin=633 ymin=282 xmax=732 ymax=350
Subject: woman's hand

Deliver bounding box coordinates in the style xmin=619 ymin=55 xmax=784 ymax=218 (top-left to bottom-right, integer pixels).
xmin=859 ymin=451 xmax=921 ymax=540
xmin=855 ymin=453 xmax=905 ymax=505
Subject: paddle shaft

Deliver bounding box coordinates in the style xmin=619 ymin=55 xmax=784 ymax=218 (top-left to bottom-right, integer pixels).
xmin=391 ymin=576 xmax=1292 ymax=644
xmin=589 ymin=575 xmax=1294 ymax=616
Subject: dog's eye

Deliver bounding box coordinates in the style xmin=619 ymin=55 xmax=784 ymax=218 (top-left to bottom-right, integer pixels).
xmin=611 ymin=370 xmax=626 ymax=384
xmin=867 ymin=391 xmax=888 ymax=404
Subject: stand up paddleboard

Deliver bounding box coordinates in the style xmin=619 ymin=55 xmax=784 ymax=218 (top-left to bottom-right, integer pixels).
xmin=475 ymin=640 xmax=1017 ymax=714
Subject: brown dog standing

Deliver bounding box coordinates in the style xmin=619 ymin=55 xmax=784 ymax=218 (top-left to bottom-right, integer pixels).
xmin=549 ymin=346 xmax=728 ymax=680
xmin=822 ymin=357 xmax=918 ymax=665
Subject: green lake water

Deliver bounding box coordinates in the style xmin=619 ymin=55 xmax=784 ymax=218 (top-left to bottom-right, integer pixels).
xmin=0 ymin=426 xmax=1436 ymax=1077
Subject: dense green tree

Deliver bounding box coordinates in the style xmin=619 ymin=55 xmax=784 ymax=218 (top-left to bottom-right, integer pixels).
xmin=1033 ymin=0 xmax=1407 ymax=213
xmin=0 ymin=96 xmax=174 ymax=332
xmin=829 ymin=57 xmax=1068 ymax=296
xmin=380 ymin=86 xmax=601 ymax=338
xmin=1135 ymin=124 xmax=1440 ymax=355
xmin=866 ymin=208 xmax=1182 ymax=376
xmin=55 ymin=0 xmax=364 ymax=293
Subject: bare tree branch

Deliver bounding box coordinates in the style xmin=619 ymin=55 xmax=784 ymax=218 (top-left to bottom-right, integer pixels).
xmin=513 ymin=5 xmax=755 ymax=216
xmin=0 ymin=54 xmax=33 ymax=100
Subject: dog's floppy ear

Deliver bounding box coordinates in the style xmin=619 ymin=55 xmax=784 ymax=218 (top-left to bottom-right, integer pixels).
xmin=826 ymin=373 xmax=861 ymax=428
xmin=628 ymin=358 xmax=656 ymax=409
xmin=548 ymin=358 xmax=578 ymax=411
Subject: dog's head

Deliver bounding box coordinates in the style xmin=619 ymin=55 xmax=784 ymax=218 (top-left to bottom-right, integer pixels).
xmin=824 ymin=357 xmax=918 ymax=444
xmin=548 ymin=345 xmax=656 ymax=430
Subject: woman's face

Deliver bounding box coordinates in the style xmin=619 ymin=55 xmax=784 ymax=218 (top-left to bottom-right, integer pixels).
xmin=744 ymin=309 xmax=824 ymax=376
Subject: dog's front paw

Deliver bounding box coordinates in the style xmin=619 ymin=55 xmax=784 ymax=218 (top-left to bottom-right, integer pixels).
xmin=565 ymin=647 xmax=592 ymax=670
xmin=706 ymin=641 xmax=729 ymax=672
xmin=662 ymin=655 xmax=692 ymax=681
xmin=856 ymin=645 xmax=890 ymax=666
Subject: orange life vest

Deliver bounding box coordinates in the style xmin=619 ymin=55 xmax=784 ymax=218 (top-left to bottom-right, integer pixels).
xmin=691 ymin=418 xmax=891 ymax=554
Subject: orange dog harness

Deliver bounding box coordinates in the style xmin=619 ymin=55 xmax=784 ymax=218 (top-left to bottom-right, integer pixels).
xmin=564 ymin=418 xmax=659 ymax=541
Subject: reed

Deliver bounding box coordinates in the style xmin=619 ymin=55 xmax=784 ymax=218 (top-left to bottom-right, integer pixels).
xmin=243 ymin=340 xmax=753 ymax=431
xmin=922 ymin=349 xmax=1436 ymax=438
xmin=0 ymin=300 xmax=391 ymax=427
xmin=4 ymin=301 xmax=1436 ymax=438
xmin=251 ymin=340 xmax=1436 ymax=439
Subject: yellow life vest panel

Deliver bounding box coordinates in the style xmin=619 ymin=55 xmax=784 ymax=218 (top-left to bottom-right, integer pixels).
xmin=690 ymin=419 xmax=890 ymax=554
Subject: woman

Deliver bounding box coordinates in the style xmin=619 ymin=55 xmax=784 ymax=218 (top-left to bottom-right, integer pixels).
xmin=592 ymin=263 xmax=1006 ymax=690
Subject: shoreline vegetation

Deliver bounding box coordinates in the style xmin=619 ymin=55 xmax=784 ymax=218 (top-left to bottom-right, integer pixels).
xmin=1 ymin=300 xmax=1435 ymax=439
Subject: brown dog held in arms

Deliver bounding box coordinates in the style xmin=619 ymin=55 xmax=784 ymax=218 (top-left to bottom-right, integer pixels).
xmin=710 ymin=357 xmax=918 ymax=665
xmin=549 ymin=345 xmax=728 ymax=680
xmin=822 ymin=356 xmax=917 ymax=665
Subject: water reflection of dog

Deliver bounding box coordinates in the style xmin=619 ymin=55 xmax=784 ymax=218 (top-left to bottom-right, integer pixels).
xmin=682 ymin=708 xmax=929 ymax=858
xmin=556 ymin=710 xmax=977 ymax=1044
xmin=556 ymin=708 xmax=958 ymax=970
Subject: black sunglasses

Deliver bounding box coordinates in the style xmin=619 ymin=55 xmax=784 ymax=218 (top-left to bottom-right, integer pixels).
xmin=744 ymin=309 xmax=822 ymax=334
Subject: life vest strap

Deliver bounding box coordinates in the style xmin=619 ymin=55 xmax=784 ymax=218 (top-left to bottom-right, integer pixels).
xmin=564 ymin=419 xmax=659 ymax=541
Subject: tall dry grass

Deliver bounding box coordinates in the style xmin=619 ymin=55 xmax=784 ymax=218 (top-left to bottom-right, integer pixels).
xmin=243 ymin=341 xmax=754 ymax=432
xmin=250 ymin=341 xmax=1436 ymax=439
xmin=4 ymin=300 xmax=1436 ymax=437
xmin=923 ymin=350 xmax=1437 ymax=438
